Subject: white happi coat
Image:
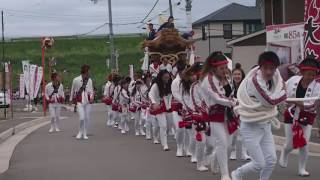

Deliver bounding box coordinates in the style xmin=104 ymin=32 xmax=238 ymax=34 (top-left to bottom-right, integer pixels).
xmin=200 ymin=74 xmax=234 ymax=108
xmin=171 ymin=74 xmax=183 ymax=103
xmin=119 ymin=88 xmax=130 ymax=107
xmin=149 ymin=83 xmax=172 ymax=110
xmin=45 ymin=82 xmax=65 ymax=103
xmin=112 ymin=85 xmax=122 ymax=104
xmin=70 ymin=75 xmax=94 ymax=104
xmin=286 ymin=75 xmax=320 ymax=117
xmin=160 ymin=63 xmax=173 ymax=73
xmin=149 ymin=63 xmax=160 ymax=78
xmin=103 ymin=81 xmax=114 ymax=98
xmin=190 ymin=81 xmax=205 ymax=112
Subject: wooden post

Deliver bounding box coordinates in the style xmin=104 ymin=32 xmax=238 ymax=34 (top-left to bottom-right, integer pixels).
xmin=41 ymin=47 xmax=46 ymax=116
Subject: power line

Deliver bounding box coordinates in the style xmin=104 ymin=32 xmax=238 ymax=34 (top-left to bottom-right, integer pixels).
xmin=139 ymin=0 xmax=160 ymax=23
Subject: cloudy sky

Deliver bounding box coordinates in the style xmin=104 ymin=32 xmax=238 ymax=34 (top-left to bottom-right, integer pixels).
xmin=0 ymin=0 xmax=255 ymax=38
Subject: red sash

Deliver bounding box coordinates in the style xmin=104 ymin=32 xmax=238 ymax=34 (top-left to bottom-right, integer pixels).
xmin=292 ymin=120 xmax=307 ymax=149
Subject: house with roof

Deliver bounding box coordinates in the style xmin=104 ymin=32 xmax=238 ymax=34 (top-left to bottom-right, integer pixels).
xmin=192 ymin=3 xmax=262 ymax=59
xmin=227 ymin=0 xmax=305 ymax=73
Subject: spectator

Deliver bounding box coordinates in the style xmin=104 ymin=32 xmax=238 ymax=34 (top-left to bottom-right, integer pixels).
xmin=146 ymin=23 xmax=156 ymax=40
xmin=158 ymin=16 xmax=175 ymax=32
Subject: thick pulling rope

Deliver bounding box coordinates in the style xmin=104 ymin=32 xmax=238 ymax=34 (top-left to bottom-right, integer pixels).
xmin=149 ymin=51 xmax=186 ymax=64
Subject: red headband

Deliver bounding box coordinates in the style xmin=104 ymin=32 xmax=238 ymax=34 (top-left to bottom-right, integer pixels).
xmin=259 ymin=59 xmax=276 ymax=66
xmin=211 ymin=60 xmax=228 ymax=67
xmin=299 ymin=65 xmax=319 ymax=71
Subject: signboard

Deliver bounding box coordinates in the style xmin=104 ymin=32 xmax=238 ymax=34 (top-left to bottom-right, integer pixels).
xmin=304 ymin=0 xmax=320 ymax=59
xmin=266 ymin=23 xmax=304 ymax=43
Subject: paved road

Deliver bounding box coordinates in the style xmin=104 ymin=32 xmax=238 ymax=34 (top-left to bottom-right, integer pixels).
xmin=0 ymin=104 xmax=320 ymax=180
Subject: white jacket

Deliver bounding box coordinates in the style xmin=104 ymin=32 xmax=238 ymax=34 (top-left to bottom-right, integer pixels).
xmin=119 ymin=88 xmax=130 ymax=106
xmin=149 ymin=83 xmax=172 ymax=110
xmin=171 ymin=74 xmax=183 ymax=103
xmin=70 ymin=75 xmax=94 ymax=104
xmin=45 ymin=82 xmax=65 ymax=103
xmin=112 ymin=85 xmax=122 ymax=104
xmin=103 ymin=81 xmax=114 ymax=98
xmin=286 ymin=75 xmax=320 ymax=113
xmin=200 ymin=73 xmax=234 ymax=108
xmin=190 ymin=81 xmax=205 ymax=112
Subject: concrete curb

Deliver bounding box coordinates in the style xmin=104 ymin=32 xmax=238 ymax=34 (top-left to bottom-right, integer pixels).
xmin=0 ymin=119 xmax=50 ymax=174
xmin=274 ymin=135 xmax=320 ymax=155
xmin=0 ymin=117 xmax=49 ymax=144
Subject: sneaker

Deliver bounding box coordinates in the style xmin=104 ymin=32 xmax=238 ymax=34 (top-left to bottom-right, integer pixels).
xmin=191 ymin=156 xmax=197 ymax=163
xmin=49 ymin=127 xmax=54 ymax=133
xmin=197 ymin=165 xmax=209 ymax=172
xmin=83 ymin=135 xmax=89 ymax=140
xmin=121 ymin=130 xmax=126 ymax=134
xmin=299 ymin=170 xmax=310 ymax=177
xmin=176 ymin=148 xmax=183 ymax=157
xmin=186 ymin=150 xmax=192 ymax=157
xmin=163 ymin=145 xmax=169 ymax=151
xmin=55 ymin=127 xmax=61 ymax=132
xmin=241 ymin=154 xmax=251 ymax=161
xmin=140 ymin=130 xmax=146 ymax=136
xmin=221 ymin=175 xmax=231 ymax=180
xmin=76 ymin=132 xmax=82 ymax=139
xmin=230 ymin=150 xmax=236 ymax=160
xmin=135 ymin=132 xmax=140 ymax=136
xmin=146 ymin=136 xmax=152 ymax=140
xmin=154 ymin=140 xmax=160 ymax=144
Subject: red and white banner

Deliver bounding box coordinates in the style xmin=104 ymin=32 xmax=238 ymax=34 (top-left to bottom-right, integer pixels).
xmin=34 ymin=66 xmax=43 ymax=99
xmin=19 ymin=74 xmax=25 ymax=99
xmin=304 ymin=0 xmax=320 ymax=59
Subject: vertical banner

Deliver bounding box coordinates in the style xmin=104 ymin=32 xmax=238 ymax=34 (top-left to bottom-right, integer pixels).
xmin=19 ymin=74 xmax=25 ymax=98
xmin=29 ymin=64 xmax=37 ymax=100
xmin=34 ymin=66 xmax=43 ymax=99
xmin=129 ymin=65 xmax=134 ymax=80
xmin=22 ymin=60 xmax=30 ymax=95
xmin=304 ymin=0 xmax=320 ymax=59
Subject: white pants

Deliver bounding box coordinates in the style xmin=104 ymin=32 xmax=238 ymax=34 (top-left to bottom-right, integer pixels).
xmin=235 ymin=122 xmax=277 ymax=180
xmin=196 ymin=131 xmax=207 ymax=167
xmin=77 ymin=103 xmax=91 ymax=137
xmin=207 ymin=122 xmax=232 ymax=177
xmin=172 ymin=111 xmax=186 ymax=152
xmin=155 ymin=112 xmax=172 ymax=148
xmin=120 ymin=111 xmax=130 ymax=132
xmin=112 ymin=110 xmax=121 ymax=127
xmin=281 ymin=123 xmax=312 ymax=173
xmin=230 ymin=130 xmax=249 ymax=159
xmin=187 ymin=128 xmax=197 ymax=158
xmin=134 ymin=110 xmax=145 ymax=134
xmin=49 ymin=103 xmax=61 ymax=130
xmin=106 ymin=105 xmax=113 ymax=125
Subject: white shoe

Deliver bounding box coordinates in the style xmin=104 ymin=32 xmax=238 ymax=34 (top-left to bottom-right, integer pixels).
xmin=279 ymin=149 xmax=288 ymax=168
xmin=154 ymin=140 xmax=160 ymax=144
xmin=121 ymin=130 xmax=126 ymax=134
xmin=55 ymin=127 xmax=60 ymax=132
xmin=135 ymin=132 xmax=140 ymax=136
xmin=231 ymin=170 xmax=242 ymax=180
xmin=83 ymin=135 xmax=89 ymax=140
xmin=49 ymin=127 xmax=54 ymax=133
xmin=163 ymin=145 xmax=169 ymax=151
xmin=176 ymin=148 xmax=183 ymax=157
xmin=76 ymin=132 xmax=82 ymax=139
xmin=186 ymin=150 xmax=192 ymax=157
xmin=146 ymin=136 xmax=152 ymax=140
xmin=299 ymin=170 xmax=310 ymax=177
xmin=241 ymin=153 xmax=251 ymax=161
xmin=140 ymin=130 xmax=146 ymax=136
xmin=191 ymin=156 xmax=197 ymax=163
xmin=197 ymin=165 xmax=209 ymax=172
xmin=230 ymin=150 xmax=236 ymax=160
xmin=113 ymin=123 xmax=118 ymax=128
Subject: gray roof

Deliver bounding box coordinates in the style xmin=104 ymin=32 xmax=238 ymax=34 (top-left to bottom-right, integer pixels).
xmin=193 ymin=3 xmax=261 ymax=27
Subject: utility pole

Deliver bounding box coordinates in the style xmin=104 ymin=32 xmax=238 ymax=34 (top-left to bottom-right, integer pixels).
xmin=185 ymin=0 xmax=192 ymax=31
xmin=1 ymin=11 xmax=7 ymax=118
xmin=107 ymin=0 xmax=116 ymax=72
xmin=169 ymin=0 xmax=173 ymax=17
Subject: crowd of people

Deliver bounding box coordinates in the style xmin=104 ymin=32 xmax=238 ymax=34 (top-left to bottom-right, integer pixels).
xmin=44 ymin=50 xmax=320 ymax=180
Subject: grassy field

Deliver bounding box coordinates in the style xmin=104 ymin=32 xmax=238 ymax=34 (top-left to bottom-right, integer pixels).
xmin=2 ymin=35 xmax=145 ymax=97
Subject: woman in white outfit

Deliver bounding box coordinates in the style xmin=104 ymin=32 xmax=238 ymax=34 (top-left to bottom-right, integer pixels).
xmin=229 ymin=63 xmax=250 ymax=161
xmin=111 ymin=75 xmax=122 ymax=129
xmin=279 ymin=58 xmax=320 ymax=177
xmin=171 ymin=59 xmax=188 ymax=157
xmin=149 ymin=70 xmax=173 ymax=151
xmin=70 ymin=65 xmax=94 ymax=140
xmin=103 ymin=74 xmax=115 ymax=126
xmin=130 ymin=79 xmax=146 ymax=136
xmin=200 ymin=51 xmax=238 ymax=180
xmin=45 ymin=72 xmax=65 ymax=133
xmin=232 ymin=51 xmax=287 ymax=180
xmin=119 ymin=77 xmax=131 ymax=134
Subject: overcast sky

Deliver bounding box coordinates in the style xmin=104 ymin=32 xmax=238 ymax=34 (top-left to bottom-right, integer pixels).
xmin=0 ymin=0 xmax=255 ymax=38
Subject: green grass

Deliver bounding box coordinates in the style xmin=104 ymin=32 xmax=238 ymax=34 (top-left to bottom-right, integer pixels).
xmin=1 ymin=36 xmax=145 ymax=97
